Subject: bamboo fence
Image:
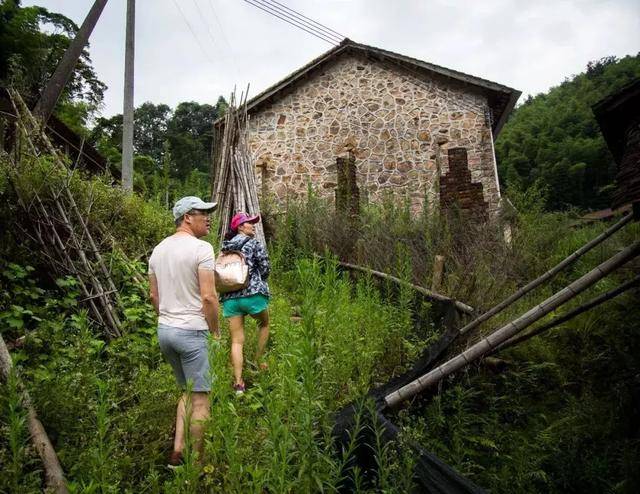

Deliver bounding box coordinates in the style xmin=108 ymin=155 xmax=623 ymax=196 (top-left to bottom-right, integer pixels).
xmin=211 ymin=88 xmax=266 ymax=246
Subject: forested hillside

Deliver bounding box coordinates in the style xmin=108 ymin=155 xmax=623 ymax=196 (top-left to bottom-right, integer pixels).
xmin=495 ymin=54 xmax=640 ymax=211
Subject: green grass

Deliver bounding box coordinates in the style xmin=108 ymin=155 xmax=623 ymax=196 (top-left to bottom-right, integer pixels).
xmin=0 ymin=256 xmax=420 ymax=493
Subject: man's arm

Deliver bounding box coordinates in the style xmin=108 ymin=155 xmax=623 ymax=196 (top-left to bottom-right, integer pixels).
xmin=198 ymin=269 xmax=220 ymax=338
xmin=149 ymin=274 xmax=160 ymax=315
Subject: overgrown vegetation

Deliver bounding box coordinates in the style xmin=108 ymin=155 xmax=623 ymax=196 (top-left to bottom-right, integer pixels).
xmin=2 ymin=3 xmax=639 ymax=490
xmin=1 ymin=157 xmax=638 ymax=491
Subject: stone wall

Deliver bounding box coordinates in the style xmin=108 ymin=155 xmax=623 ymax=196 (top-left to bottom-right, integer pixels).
xmin=247 ymin=52 xmax=501 ymax=215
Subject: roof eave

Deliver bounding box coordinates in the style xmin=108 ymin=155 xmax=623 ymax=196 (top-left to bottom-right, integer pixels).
xmin=493 ymin=89 xmax=521 ymax=137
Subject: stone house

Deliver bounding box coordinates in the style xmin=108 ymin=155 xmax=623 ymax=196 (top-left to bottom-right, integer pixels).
xmin=232 ymin=39 xmax=520 ymax=216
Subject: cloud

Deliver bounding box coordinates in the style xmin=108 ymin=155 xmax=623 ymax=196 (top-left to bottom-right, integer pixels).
xmin=23 ymin=0 xmax=640 ymax=116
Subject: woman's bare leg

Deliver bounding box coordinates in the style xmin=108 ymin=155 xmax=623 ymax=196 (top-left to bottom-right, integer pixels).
xmin=228 ymin=315 xmax=245 ymax=385
xmin=251 ymin=309 xmax=270 ymax=368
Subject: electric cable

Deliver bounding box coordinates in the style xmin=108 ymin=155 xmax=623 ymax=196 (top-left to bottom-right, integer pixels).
xmin=169 ymin=0 xmax=218 ymax=68
xmin=263 ymin=0 xmax=345 ymax=40
xmin=205 ymin=0 xmax=241 ymax=78
xmin=242 ymin=0 xmax=338 ymax=45
xmin=255 ymin=0 xmax=343 ymax=43
xmin=191 ymin=0 xmax=222 ymax=54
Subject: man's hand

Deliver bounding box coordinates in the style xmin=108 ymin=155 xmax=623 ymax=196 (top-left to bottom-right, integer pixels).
xmin=149 ymin=274 xmax=160 ymax=315
xmin=198 ymin=268 xmax=220 ymax=336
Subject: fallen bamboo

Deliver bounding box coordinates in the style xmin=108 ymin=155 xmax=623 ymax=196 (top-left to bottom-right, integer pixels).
xmin=0 ymin=334 xmax=69 ymax=494
xmin=456 ymin=212 xmax=633 ymax=336
xmin=384 ymin=240 xmax=640 ymax=408
xmin=493 ymin=273 xmax=640 ymax=355
xmin=337 ymin=259 xmax=474 ymax=314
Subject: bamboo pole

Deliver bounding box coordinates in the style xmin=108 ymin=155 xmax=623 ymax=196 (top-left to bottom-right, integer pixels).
xmin=456 ymin=213 xmax=633 ymax=336
xmin=337 ymin=260 xmax=474 ymax=314
xmin=493 ymin=273 xmax=640 ymax=354
xmin=14 ymin=90 xmax=122 ymax=302
xmin=384 ymin=240 xmax=640 ymax=408
xmin=0 ymin=335 xmax=69 ymax=494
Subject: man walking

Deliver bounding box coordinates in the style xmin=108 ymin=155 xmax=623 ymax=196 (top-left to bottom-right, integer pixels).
xmin=149 ymin=196 xmax=219 ymax=466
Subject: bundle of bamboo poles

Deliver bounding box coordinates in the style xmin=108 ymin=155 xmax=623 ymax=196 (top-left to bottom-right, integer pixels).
xmin=4 ymin=89 xmax=122 ymax=339
xmin=211 ymin=88 xmax=266 ymax=246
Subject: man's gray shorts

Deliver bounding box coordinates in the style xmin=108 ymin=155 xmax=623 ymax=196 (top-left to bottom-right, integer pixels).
xmin=157 ymin=324 xmax=211 ymax=392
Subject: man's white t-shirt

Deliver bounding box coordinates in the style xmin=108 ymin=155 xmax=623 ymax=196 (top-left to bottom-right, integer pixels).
xmin=148 ymin=234 xmax=215 ymax=330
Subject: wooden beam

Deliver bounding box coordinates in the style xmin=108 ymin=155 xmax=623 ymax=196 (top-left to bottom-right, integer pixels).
xmin=0 ymin=334 xmax=69 ymax=494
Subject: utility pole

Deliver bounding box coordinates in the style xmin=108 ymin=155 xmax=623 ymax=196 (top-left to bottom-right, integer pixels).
xmin=34 ymin=0 xmax=109 ymax=123
xmin=122 ymin=0 xmax=135 ymax=191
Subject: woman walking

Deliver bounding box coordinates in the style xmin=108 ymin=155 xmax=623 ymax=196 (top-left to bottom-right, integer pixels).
xmin=220 ymin=212 xmax=270 ymax=395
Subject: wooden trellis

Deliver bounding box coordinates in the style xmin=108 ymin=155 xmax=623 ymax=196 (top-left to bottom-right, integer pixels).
xmin=4 ymin=89 xmax=122 ymax=339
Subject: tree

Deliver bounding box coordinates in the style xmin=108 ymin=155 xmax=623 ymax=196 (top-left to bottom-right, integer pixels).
xmin=133 ymin=102 xmax=171 ymax=164
xmin=167 ymin=101 xmax=217 ymax=178
xmin=0 ymin=0 xmax=106 ymax=118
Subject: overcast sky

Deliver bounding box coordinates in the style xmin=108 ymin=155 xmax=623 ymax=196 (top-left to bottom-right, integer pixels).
xmin=24 ymin=0 xmax=640 ymax=118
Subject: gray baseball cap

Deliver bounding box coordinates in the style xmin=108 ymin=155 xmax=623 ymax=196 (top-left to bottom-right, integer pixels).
xmin=172 ymin=196 xmax=218 ymax=219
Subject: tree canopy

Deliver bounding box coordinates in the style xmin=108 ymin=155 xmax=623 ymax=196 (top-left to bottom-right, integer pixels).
xmin=0 ymin=0 xmax=106 ymax=124
xmin=495 ymin=54 xmax=640 ymax=211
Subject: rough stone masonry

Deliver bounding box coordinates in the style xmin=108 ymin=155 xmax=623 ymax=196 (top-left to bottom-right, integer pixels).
xmin=242 ymin=45 xmax=517 ymax=217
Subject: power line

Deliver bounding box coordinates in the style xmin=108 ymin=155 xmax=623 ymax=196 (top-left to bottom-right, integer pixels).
xmin=242 ymin=0 xmax=339 ymax=45
xmin=204 ymin=0 xmax=240 ymax=77
xmin=250 ymin=0 xmax=342 ymax=44
xmin=263 ymin=0 xmax=344 ymax=41
xmin=191 ymin=0 xmax=221 ymax=54
xmin=256 ymin=0 xmax=342 ymax=43
xmin=169 ymin=0 xmax=218 ymax=68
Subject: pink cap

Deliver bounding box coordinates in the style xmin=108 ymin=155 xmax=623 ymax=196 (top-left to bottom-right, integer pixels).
xmin=231 ymin=212 xmax=260 ymax=232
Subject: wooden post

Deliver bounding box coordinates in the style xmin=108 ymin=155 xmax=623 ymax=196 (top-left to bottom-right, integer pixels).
xmin=431 ymin=255 xmax=445 ymax=292
xmin=33 ymin=0 xmax=109 ymax=122
xmin=121 ymin=0 xmax=135 ymax=191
